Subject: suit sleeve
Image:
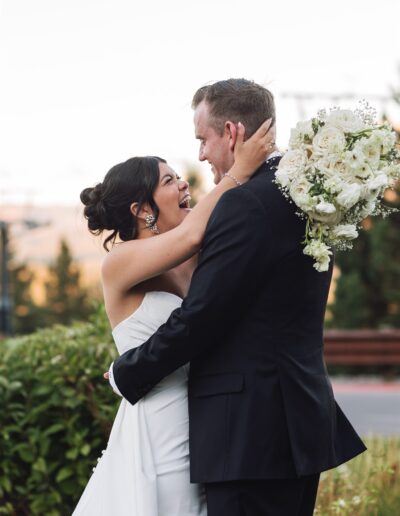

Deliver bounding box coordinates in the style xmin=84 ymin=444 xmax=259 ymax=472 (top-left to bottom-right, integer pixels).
xmin=112 ymin=187 xmax=271 ymax=404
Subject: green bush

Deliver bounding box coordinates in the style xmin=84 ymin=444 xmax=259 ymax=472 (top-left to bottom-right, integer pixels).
xmin=0 ymin=306 xmax=118 ymax=515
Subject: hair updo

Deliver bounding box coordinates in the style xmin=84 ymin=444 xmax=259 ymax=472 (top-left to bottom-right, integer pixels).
xmin=80 ymin=156 xmax=166 ymax=251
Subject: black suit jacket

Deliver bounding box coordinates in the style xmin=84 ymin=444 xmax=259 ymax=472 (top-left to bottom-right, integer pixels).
xmin=113 ymin=158 xmax=366 ymax=482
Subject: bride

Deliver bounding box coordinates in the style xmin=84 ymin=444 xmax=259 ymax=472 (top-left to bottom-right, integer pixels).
xmin=73 ymin=119 xmax=274 ymax=515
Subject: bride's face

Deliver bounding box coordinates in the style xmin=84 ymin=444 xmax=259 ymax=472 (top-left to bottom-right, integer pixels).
xmin=152 ymin=162 xmax=191 ymax=232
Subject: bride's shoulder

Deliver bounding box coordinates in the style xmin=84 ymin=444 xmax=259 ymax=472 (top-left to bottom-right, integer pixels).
xmin=101 ymin=239 xmax=144 ymax=278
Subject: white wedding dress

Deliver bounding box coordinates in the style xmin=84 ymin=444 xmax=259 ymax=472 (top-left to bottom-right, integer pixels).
xmin=73 ymin=291 xmax=207 ymax=516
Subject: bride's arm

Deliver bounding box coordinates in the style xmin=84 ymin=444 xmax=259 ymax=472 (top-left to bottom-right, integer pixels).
xmin=102 ymin=119 xmax=275 ymax=291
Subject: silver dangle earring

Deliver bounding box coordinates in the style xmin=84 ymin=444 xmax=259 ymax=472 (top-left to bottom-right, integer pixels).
xmin=145 ymin=214 xmax=160 ymax=234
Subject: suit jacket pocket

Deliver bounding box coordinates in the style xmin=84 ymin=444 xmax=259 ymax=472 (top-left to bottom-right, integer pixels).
xmin=190 ymin=372 xmax=244 ymax=397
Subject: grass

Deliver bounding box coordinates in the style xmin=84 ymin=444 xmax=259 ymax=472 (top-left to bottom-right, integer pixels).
xmin=315 ymin=437 xmax=400 ymax=515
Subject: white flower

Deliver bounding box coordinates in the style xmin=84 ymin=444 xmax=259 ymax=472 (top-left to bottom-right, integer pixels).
xmin=315 ymin=201 xmax=336 ymax=215
xmin=381 ymin=163 xmax=400 ymax=182
xmin=313 ymin=126 xmax=346 ymax=156
xmin=275 ymin=149 xmax=308 ymax=188
xmin=336 ymin=182 xmax=361 ymax=209
xmin=289 ymin=176 xmax=314 ymax=212
xmin=326 ymin=109 xmax=364 ymax=133
xmin=359 ymin=137 xmax=381 ymax=167
xmin=352 ymin=496 xmax=362 ymax=506
xmin=315 ymin=156 xmax=345 ymax=179
xmin=367 ymin=173 xmax=388 ymax=195
xmin=289 ymin=120 xmax=314 ymax=148
xmin=370 ymin=128 xmax=397 ymax=154
xmin=359 ymin=199 xmax=376 ymax=218
xmin=331 ymin=224 xmax=358 ymax=240
xmin=344 ymin=144 xmax=367 ymax=171
xmin=303 ymin=240 xmax=332 ymax=272
xmin=311 ymin=201 xmax=342 ymax=224
xmin=354 ymin=163 xmax=373 ymax=180
xmin=275 ymin=167 xmax=292 ymax=188
xmin=323 ymin=176 xmax=342 ymax=194
xmin=279 ymin=149 xmax=308 ymax=171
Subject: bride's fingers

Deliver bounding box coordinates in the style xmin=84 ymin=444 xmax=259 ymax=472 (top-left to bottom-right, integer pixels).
xmin=236 ymin=121 xmax=245 ymax=144
xmin=253 ymin=118 xmax=272 ymax=139
xmin=233 ymin=121 xmax=246 ymax=153
xmin=265 ymin=124 xmax=276 ymax=144
xmin=261 ymin=125 xmax=276 ymax=151
xmin=104 ymin=372 xmax=110 ymax=380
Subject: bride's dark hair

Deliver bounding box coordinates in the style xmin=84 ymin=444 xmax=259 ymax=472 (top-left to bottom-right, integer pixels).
xmin=80 ymin=156 xmax=166 ymax=251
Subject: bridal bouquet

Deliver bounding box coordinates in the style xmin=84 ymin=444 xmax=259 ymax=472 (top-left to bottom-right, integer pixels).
xmin=275 ymin=102 xmax=400 ymax=271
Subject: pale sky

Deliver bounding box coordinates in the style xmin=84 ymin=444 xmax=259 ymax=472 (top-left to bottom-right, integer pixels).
xmin=1 ymin=0 xmax=400 ymax=205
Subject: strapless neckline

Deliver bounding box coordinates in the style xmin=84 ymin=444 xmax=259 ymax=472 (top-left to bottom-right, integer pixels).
xmin=111 ymin=290 xmax=183 ymax=335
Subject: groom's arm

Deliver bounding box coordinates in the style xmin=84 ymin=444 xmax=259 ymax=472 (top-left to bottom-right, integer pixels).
xmin=112 ymin=187 xmax=271 ymax=405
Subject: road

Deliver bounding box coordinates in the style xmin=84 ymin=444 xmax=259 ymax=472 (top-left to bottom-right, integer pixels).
xmin=332 ymin=381 xmax=400 ymax=436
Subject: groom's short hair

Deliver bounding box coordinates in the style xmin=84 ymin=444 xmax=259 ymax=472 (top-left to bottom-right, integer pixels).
xmin=192 ymin=78 xmax=275 ymax=138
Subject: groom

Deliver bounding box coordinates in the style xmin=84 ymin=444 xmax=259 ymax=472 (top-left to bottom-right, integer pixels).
xmin=109 ymin=79 xmax=366 ymax=515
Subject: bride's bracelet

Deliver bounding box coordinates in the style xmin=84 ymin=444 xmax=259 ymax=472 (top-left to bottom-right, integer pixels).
xmin=222 ymin=173 xmax=242 ymax=186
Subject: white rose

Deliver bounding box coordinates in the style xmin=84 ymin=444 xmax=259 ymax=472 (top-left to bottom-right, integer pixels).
xmin=326 ymin=110 xmax=364 ymax=133
xmin=359 ymin=137 xmax=381 ymax=168
xmin=331 ymin=224 xmax=358 ymax=240
xmin=276 ymin=149 xmax=308 ymax=188
xmin=275 ymin=167 xmax=292 ymax=188
xmin=313 ymin=126 xmax=346 ymax=156
xmin=315 ymin=156 xmax=344 ymax=178
xmin=289 ymin=176 xmax=314 ymax=212
xmin=279 ymin=149 xmax=308 ymax=170
xmin=336 ymin=182 xmax=361 ymax=209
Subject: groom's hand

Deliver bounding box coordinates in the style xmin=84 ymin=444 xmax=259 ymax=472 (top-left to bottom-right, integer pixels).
xmin=104 ymin=364 xmax=123 ymax=397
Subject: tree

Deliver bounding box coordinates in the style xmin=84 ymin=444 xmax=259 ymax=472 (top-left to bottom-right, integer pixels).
xmin=10 ymin=260 xmax=44 ymax=334
xmin=43 ymin=239 xmax=93 ymax=326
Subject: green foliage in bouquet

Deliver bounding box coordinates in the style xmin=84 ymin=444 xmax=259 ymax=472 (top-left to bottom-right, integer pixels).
xmin=0 ymin=305 xmax=118 ymax=515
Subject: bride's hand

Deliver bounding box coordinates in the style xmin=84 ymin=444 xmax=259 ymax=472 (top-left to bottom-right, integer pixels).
xmin=231 ymin=118 xmax=276 ymax=182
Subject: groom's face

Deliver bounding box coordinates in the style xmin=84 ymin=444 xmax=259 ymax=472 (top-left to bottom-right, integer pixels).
xmin=194 ymin=100 xmax=234 ymax=184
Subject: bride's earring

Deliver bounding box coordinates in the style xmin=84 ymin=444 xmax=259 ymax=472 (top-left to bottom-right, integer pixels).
xmin=145 ymin=214 xmax=160 ymax=234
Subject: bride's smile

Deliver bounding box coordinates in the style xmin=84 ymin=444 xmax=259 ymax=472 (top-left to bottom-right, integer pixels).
xmin=151 ymin=162 xmax=192 ymax=233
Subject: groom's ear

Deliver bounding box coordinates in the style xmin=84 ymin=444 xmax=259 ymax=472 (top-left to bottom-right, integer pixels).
xmin=224 ymin=121 xmax=238 ymax=152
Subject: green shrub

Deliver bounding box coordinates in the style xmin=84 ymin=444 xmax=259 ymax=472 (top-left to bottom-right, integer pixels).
xmin=0 ymin=306 xmax=118 ymax=515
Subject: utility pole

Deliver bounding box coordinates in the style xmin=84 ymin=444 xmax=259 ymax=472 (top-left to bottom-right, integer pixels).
xmin=0 ymin=221 xmax=12 ymax=337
